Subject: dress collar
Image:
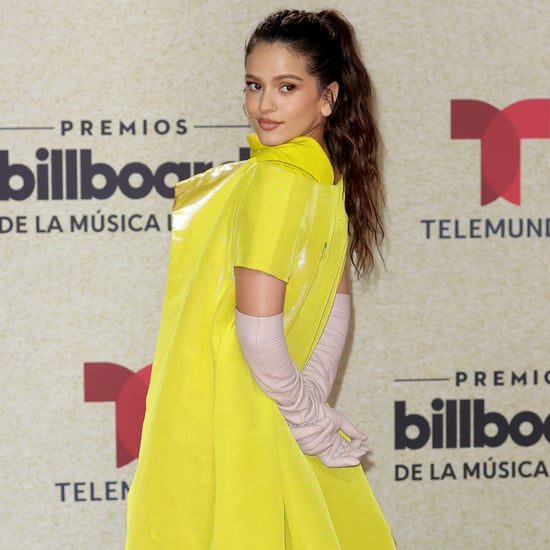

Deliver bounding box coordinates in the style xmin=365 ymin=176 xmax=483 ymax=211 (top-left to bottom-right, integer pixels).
xmin=247 ymin=133 xmax=335 ymax=185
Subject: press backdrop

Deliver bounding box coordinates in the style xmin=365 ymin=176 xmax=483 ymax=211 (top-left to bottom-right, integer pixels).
xmin=1 ymin=1 xmax=549 ymax=548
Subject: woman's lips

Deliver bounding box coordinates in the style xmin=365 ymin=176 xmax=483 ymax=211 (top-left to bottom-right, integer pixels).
xmin=257 ymin=118 xmax=282 ymax=130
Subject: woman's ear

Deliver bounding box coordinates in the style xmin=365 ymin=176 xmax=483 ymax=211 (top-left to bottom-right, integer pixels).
xmin=320 ymin=82 xmax=339 ymax=117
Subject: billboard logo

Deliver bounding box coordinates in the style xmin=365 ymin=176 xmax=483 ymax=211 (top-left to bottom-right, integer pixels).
xmin=0 ymin=147 xmax=251 ymax=201
xmin=451 ymin=99 xmax=550 ymax=205
xmin=395 ymin=398 xmax=550 ymax=450
xmin=84 ymin=362 xmax=151 ymax=467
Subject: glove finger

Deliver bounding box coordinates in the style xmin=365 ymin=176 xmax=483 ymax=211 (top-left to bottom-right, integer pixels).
xmin=335 ymin=438 xmax=366 ymax=459
xmin=318 ymin=432 xmax=370 ymax=467
xmin=347 ymin=438 xmax=370 ymax=453
xmin=338 ymin=415 xmax=367 ymax=441
xmin=323 ymin=447 xmax=364 ymax=467
xmin=322 ymin=455 xmax=361 ymax=467
xmin=319 ymin=440 xmax=362 ymax=467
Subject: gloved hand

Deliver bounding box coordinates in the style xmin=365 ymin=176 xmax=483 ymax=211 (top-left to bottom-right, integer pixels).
xmin=235 ymin=307 xmax=368 ymax=467
xmin=289 ymin=404 xmax=370 ymax=467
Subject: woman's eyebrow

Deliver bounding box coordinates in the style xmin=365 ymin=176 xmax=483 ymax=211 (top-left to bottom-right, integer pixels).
xmin=245 ymin=72 xmax=304 ymax=82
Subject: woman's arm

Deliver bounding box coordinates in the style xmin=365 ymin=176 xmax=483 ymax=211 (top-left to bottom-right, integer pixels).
xmin=235 ymin=260 xmax=349 ymax=314
xmin=234 ymin=267 xmax=286 ymax=316
xmin=235 ymin=264 xmax=351 ymax=404
xmin=336 ymin=260 xmax=350 ymax=294
xmin=234 ymin=265 xmax=367 ymax=467
xmin=301 ymin=260 xmax=351 ymax=403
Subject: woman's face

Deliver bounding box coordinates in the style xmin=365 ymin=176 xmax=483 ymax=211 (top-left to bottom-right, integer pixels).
xmin=244 ymin=41 xmax=333 ymax=147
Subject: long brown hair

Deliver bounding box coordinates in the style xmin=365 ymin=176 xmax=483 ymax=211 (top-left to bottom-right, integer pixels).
xmin=245 ymin=9 xmax=384 ymax=277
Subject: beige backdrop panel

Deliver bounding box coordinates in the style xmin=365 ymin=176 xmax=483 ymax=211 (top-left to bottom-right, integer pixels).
xmin=1 ymin=1 xmax=548 ymax=549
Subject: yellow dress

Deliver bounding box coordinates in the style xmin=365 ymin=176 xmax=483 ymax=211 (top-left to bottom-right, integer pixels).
xmin=125 ymin=134 xmax=395 ymax=549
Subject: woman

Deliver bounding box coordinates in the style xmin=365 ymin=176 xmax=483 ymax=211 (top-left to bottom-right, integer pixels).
xmin=126 ymin=9 xmax=395 ymax=549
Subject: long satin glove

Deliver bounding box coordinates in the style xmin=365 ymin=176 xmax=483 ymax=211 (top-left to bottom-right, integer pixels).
xmin=302 ymin=293 xmax=351 ymax=404
xmin=235 ymin=309 xmax=368 ymax=467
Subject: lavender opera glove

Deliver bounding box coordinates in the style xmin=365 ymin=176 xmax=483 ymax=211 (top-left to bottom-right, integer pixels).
xmin=235 ymin=308 xmax=368 ymax=467
xmin=302 ymin=293 xmax=351 ymax=404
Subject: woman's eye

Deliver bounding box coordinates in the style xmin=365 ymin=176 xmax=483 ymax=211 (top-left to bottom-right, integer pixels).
xmin=246 ymin=81 xmax=261 ymax=91
xmin=281 ymin=83 xmax=295 ymax=92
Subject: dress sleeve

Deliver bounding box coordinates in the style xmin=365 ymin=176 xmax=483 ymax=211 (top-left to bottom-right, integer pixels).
xmin=233 ymin=162 xmax=312 ymax=283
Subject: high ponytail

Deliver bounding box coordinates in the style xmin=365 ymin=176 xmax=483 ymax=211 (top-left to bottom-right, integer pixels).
xmin=319 ymin=11 xmax=383 ymax=278
xmin=246 ymin=9 xmax=384 ymax=277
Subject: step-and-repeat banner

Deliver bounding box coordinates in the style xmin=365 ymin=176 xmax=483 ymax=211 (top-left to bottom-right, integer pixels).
xmin=2 ymin=1 xmax=548 ymax=548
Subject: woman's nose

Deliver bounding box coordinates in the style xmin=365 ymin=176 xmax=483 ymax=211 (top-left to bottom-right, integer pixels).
xmin=258 ymin=90 xmax=276 ymax=113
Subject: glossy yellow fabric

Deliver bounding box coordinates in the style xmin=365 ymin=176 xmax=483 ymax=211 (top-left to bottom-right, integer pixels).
xmin=125 ymin=134 xmax=395 ymax=549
